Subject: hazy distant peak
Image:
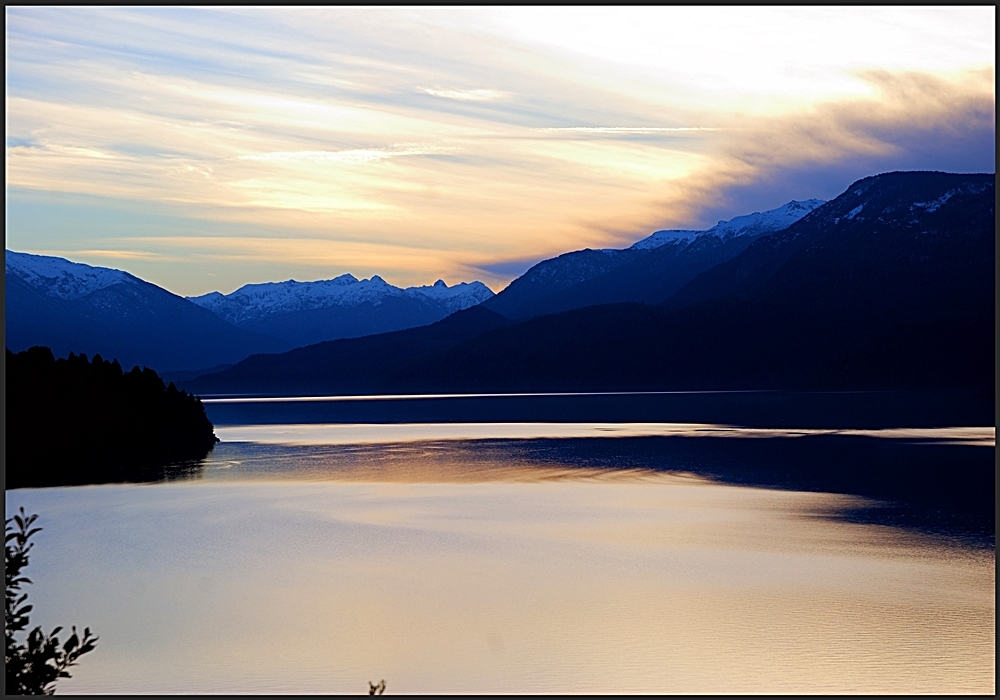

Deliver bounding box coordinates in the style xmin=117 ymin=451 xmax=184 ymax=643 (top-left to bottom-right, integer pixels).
xmin=5 ymin=250 xmax=139 ymax=300
xmin=630 ymin=199 xmax=826 ymax=251
xmin=187 ymin=273 xmax=495 ymax=325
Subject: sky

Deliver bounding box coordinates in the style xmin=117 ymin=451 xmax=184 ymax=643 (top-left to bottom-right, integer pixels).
xmin=5 ymin=7 xmax=995 ymax=296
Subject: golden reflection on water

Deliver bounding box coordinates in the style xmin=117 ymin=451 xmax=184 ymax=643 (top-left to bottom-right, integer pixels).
xmin=215 ymin=422 xmax=997 ymax=447
xmin=201 ymin=440 xmax=681 ymax=483
xmin=8 ymin=444 xmax=995 ymax=694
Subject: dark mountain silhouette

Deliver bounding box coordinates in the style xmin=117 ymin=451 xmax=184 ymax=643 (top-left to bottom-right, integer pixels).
xmin=482 ymin=248 xmax=642 ymax=319
xmin=186 ymin=171 xmax=994 ymax=396
xmin=237 ymin=295 xmax=460 ymax=348
xmin=418 ymin=172 xmax=994 ymax=392
xmin=512 ymin=233 xmax=767 ymax=317
xmin=6 ymin=346 xmax=218 ymax=488
xmin=667 ymin=171 xmax=994 ymax=312
xmin=187 ymin=304 xmax=510 ymax=395
xmin=5 ymin=252 xmax=290 ymax=372
xmin=481 ymin=199 xmax=823 ymax=319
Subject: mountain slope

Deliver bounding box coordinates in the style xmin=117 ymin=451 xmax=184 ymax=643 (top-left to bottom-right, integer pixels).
xmin=518 ymin=231 xmax=763 ymax=316
xmin=479 ymin=248 xmax=642 ymax=319
xmin=5 ymin=251 xmax=289 ymax=372
xmin=188 ymin=275 xmax=494 ymax=346
xmin=482 ymin=199 xmax=824 ymax=319
xmin=666 ymin=172 xmax=992 ymax=311
xmin=185 ymin=304 xmax=511 ymax=395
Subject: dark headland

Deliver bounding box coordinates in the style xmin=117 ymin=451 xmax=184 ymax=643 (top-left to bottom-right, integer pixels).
xmin=6 ymin=346 xmax=219 ymax=488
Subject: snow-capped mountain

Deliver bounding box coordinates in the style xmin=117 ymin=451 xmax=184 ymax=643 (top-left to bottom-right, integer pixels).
xmin=408 ymin=278 xmax=495 ymax=309
xmin=188 ymin=275 xmax=493 ymax=325
xmin=186 ymin=274 xmax=495 ymax=348
xmin=6 ymin=250 xmax=139 ymax=300
xmin=630 ymin=199 xmax=826 ymax=250
xmin=484 ymin=199 xmax=828 ymax=319
xmin=5 ymin=251 xmax=289 ymax=372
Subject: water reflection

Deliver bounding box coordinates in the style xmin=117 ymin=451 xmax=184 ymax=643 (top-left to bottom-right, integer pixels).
xmin=9 ymin=395 xmax=992 ymax=693
xmin=9 ymin=478 xmax=995 ymax=694
xmin=200 ymin=389 xmax=995 ymax=430
xmin=195 ymin=428 xmax=994 ymax=547
xmin=214 ymin=421 xmax=995 ymax=446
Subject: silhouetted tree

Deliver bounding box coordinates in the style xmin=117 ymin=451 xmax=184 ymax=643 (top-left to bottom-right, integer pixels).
xmin=6 ymin=346 xmax=219 ymax=487
xmin=5 ymin=509 xmax=97 ymax=694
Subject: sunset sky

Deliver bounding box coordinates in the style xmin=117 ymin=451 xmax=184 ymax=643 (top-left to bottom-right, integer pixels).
xmin=5 ymin=7 xmax=995 ymax=296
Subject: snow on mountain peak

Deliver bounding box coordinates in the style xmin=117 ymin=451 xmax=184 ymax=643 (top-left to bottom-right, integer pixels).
xmin=187 ymin=273 xmax=495 ymax=324
xmin=5 ymin=250 xmax=137 ymax=300
xmin=630 ymin=199 xmax=826 ymax=251
xmin=629 ymin=230 xmax=701 ymax=249
xmin=404 ymin=279 xmax=494 ymax=311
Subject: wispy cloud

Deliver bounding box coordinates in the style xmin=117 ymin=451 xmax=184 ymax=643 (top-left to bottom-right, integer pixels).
xmin=540 ymin=127 xmax=719 ymax=134
xmin=30 ymin=248 xmax=178 ymax=263
xmin=236 ymin=144 xmax=451 ymax=165
xmin=418 ymin=87 xmax=508 ymax=102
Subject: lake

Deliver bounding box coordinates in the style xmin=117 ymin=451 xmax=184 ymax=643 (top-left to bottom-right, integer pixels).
xmin=5 ymin=392 xmax=995 ymax=694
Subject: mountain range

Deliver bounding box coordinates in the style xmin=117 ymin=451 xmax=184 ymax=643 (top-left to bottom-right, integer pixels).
xmin=187 ymin=275 xmax=493 ymax=348
xmin=5 ymin=252 xmax=289 ymax=373
xmin=5 ymin=197 xmax=820 ymax=374
xmin=5 ymin=254 xmax=493 ymax=372
xmin=186 ymin=171 xmax=994 ymax=395
xmin=7 ymin=171 xmax=993 ymax=394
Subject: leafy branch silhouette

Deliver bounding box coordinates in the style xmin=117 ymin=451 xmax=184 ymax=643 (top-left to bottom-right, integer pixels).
xmin=5 ymin=508 xmax=98 ymax=695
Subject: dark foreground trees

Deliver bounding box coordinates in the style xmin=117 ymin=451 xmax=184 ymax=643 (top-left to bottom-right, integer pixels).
xmin=7 ymin=346 xmax=219 ymax=488
xmin=6 ymin=509 xmax=97 ymax=694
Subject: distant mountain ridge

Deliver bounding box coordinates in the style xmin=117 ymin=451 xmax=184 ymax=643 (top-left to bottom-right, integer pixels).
xmin=187 ymin=171 xmax=994 ymax=395
xmin=188 ymin=275 xmax=493 ymax=325
xmin=5 ymin=250 xmax=497 ymax=372
xmin=187 ymin=275 xmax=494 ymax=347
xmin=483 ymin=198 xmax=825 ymax=319
xmin=5 ymin=251 xmax=290 ymax=372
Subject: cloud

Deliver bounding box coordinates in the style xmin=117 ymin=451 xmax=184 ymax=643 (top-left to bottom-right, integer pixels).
xmin=627 ymin=69 xmax=996 ymax=232
xmin=125 ymin=234 xmax=472 ymax=273
xmin=30 ymin=248 xmax=178 ymax=263
xmin=469 ymin=256 xmax=548 ymax=280
xmin=540 ymin=127 xmax=718 ymax=134
xmin=418 ymin=87 xmax=508 ymax=102
xmin=236 ymin=144 xmax=452 ymax=165
xmin=724 ymin=70 xmax=994 ymax=171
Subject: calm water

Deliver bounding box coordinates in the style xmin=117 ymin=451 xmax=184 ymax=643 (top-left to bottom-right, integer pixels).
xmin=5 ymin=394 xmax=995 ymax=694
